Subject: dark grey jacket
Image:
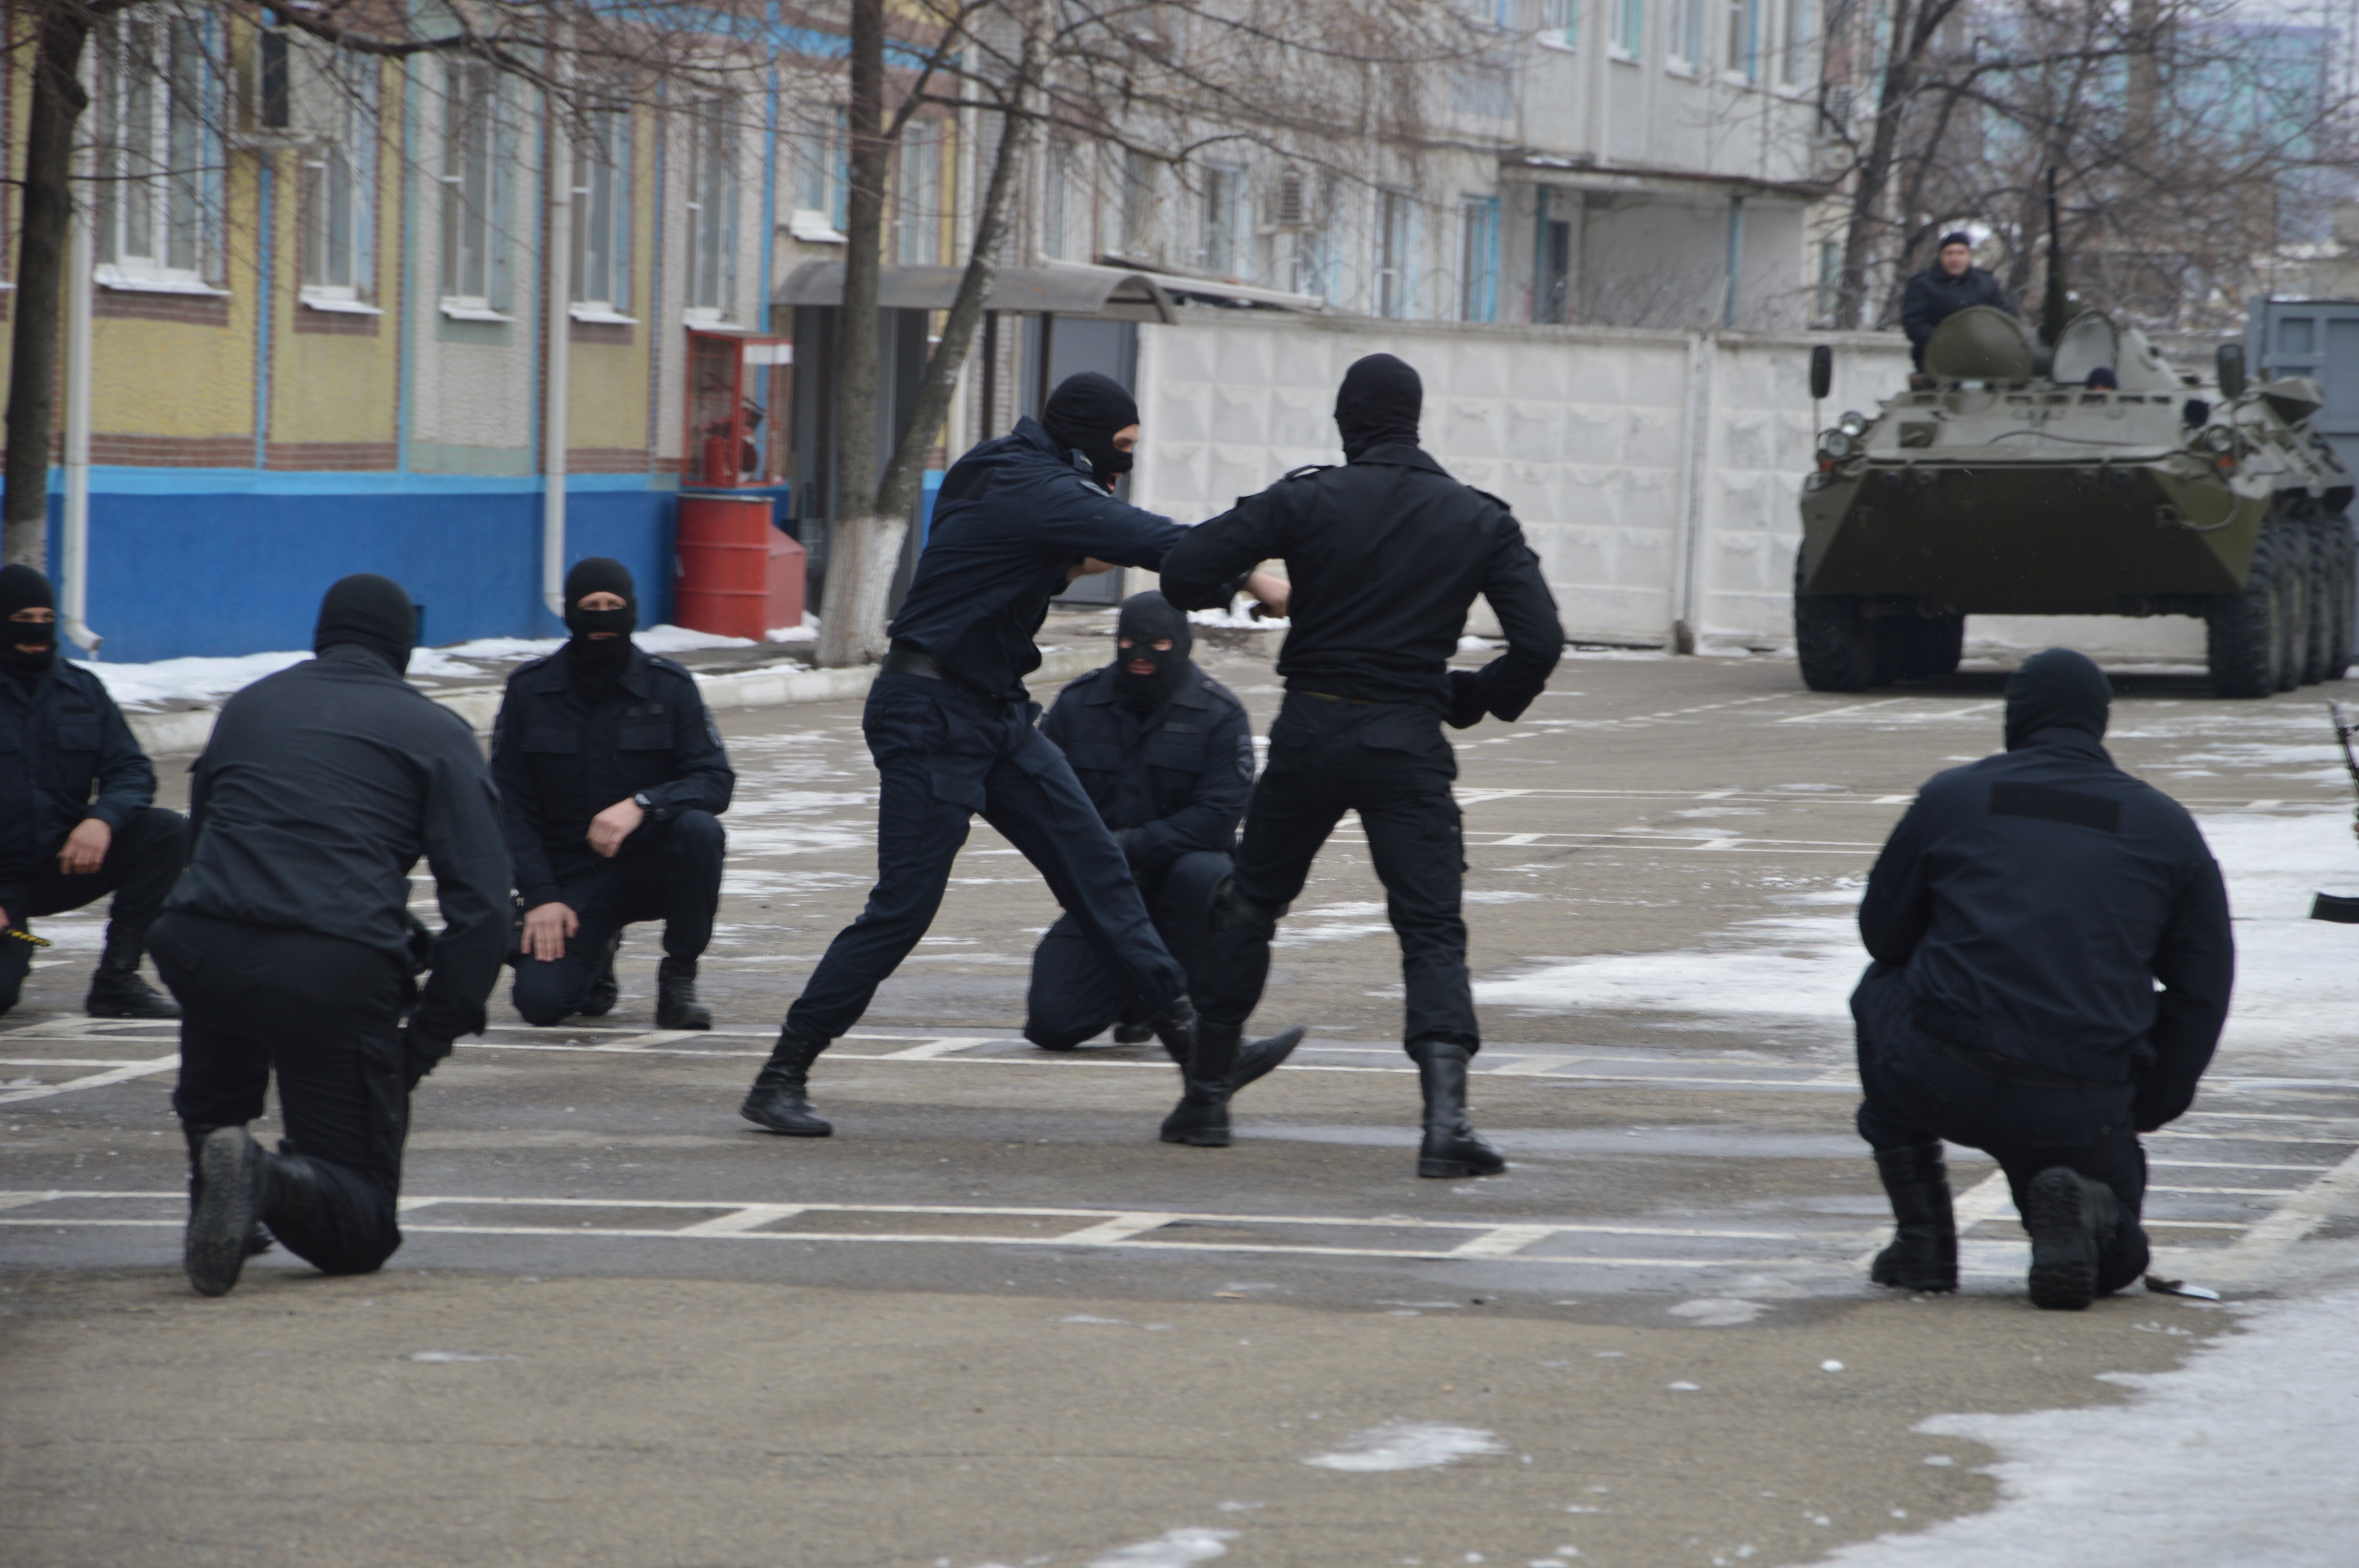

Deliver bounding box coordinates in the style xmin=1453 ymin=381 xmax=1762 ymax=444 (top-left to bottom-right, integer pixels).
xmin=1039 ymin=662 xmax=1252 ymax=876
xmin=167 ymin=646 xmax=511 ymax=1046
xmin=1900 ymin=265 xmax=2014 ymax=360
xmin=0 ymin=660 xmax=153 ymax=881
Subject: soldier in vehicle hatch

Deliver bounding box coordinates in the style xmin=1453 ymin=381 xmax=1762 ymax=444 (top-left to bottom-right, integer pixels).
xmin=1024 ymin=590 xmax=1300 ymax=1091
xmin=1852 ymin=648 xmax=2234 ymax=1310
xmin=1900 ymin=232 xmax=2014 ymax=370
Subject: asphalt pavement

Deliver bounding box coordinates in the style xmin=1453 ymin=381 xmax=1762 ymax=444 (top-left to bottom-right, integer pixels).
xmin=5 ymin=628 xmax=2357 ymax=1567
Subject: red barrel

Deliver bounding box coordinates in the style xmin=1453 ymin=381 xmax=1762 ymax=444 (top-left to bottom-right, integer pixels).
xmin=674 ymin=494 xmax=806 ymax=641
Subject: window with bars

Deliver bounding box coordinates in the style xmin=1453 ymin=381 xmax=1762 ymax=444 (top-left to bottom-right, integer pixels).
xmin=894 ymin=119 xmax=943 ymax=267
xmin=95 ymin=15 xmax=219 ymax=288
xmin=440 ymin=60 xmax=512 ymax=314
xmin=572 ymin=110 xmax=632 ymax=315
xmin=686 ymin=98 xmax=740 ymax=319
xmin=298 ymin=49 xmax=377 ymax=305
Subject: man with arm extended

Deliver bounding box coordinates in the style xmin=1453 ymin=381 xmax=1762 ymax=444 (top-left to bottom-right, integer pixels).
xmin=1157 ymin=354 xmax=1563 ymax=1170
xmin=0 ymin=564 xmax=187 ymax=1020
xmin=494 ymin=557 xmax=734 ymax=1031
xmin=1852 ymin=648 xmax=2233 ymax=1309
xmin=152 ymin=575 xmax=511 ymax=1297
xmin=741 ymin=374 xmax=1292 ymax=1139
xmin=1025 ymin=590 xmax=1299 ymax=1086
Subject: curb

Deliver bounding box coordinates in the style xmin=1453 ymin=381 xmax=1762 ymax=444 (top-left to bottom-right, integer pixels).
xmin=126 ymin=643 xmax=1112 ymax=757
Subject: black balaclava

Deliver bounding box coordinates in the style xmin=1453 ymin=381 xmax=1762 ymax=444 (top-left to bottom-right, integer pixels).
xmin=1041 ymin=372 xmax=1140 ymax=486
xmin=563 ymin=556 xmax=639 ymax=691
xmin=0 ymin=564 xmax=58 ymax=686
xmin=313 ymin=573 xmax=416 ymax=675
xmin=2003 ymin=647 xmax=2111 ymax=751
xmin=1334 ymin=353 xmax=1422 ymax=461
xmin=1113 ymin=591 xmax=1192 ymax=714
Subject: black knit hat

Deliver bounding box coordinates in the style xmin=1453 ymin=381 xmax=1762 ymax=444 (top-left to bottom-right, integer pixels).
xmin=314 ymin=573 xmax=416 ymax=675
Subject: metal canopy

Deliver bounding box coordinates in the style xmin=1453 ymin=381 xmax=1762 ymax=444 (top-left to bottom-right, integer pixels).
xmin=772 ymin=259 xmax=1323 ymax=321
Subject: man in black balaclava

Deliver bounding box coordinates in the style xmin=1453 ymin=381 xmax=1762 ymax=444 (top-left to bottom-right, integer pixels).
xmin=1852 ymin=648 xmax=2234 ymax=1310
xmin=1022 ymin=593 xmax=1299 ymax=1082
xmin=1158 ymin=354 xmax=1564 ymax=1171
xmin=0 ymin=564 xmax=187 ymax=1020
xmin=155 ymin=574 xmax=511 ymax=1296
xmin=739 ymin=373 xmax=1292 ymax=1142
xmin=492 ymin=557 xmax=735 ymax=1031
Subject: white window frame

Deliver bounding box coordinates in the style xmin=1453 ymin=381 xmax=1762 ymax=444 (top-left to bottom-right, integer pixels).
xmin=1666 ymin=0 xmax=1705 ymax=73
xmin=685 ymin=97 xmax=741 ymax=325
xmin=1458 ymin=194 xmax=1499 ymax=323
xmin=297 ymin=47 xmax=378 ymax=314
xmin=1724 ymin=0 xmax=1762 ymax=82
xmin=94 ymin=14 xmax=224 ymax=294
xmin=439 ymin=59 xmax=512 ymax=320
xmin=1779 ymin=0 xmax=1815 ymax=87
xmin=1375 ymin=188 xmax=1414 ymax=319
xmin=788 ymin=106 xmax=846 ymax=243
xmin=1200 ymin=163 xmax=1243 ymax=276
xmin=894 ymin=118 xmax=944 ymax=267
xmin=1538 ymin=0 xmax=1578 ymax=51
xmin=1612 ymin=0 xmax=1645 ymax=61
xmin=1118 ymin=148 xmax=1158 ymax=260
xmin=1042 ymin=138 xmax=1074 ymax=261
xmin=570 ymin=110 xmax=634 ymax=323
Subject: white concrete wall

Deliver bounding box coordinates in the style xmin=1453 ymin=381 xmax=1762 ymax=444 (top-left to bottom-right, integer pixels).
xmin=1130 ymin=310 xmax=2208 ymax=659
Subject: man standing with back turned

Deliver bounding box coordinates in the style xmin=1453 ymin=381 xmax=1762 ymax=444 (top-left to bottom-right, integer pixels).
xmin=739 ymin=373 xmax=1294 ymax=1139
xmin=1852 ymin=648 xmax=2232 ymax=1309
xmin=153 ymin=575 xmax=511 ymax=1297
xmin=1158 ymin=354 xmax=1562 ymax=1169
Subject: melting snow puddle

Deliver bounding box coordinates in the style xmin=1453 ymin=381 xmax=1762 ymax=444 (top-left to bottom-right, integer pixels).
xmin=1303 ymin=1420 xmax=1507 ymax=1472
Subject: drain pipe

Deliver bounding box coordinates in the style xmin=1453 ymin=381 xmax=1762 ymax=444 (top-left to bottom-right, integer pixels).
xmin=60 ymin=167 xmax=99 ymax=655
xmin=541 ymin=107 xmax=572 ymax=619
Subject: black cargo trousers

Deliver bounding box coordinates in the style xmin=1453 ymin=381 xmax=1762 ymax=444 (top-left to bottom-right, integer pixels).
xmin=153 ymin=912 xmax=414 ymax=1276
xmin=1193 ymin=692 xmax=1476 ymax=1051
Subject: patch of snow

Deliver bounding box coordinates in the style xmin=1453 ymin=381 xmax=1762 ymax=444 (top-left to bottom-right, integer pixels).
xmin=1667 ymin=1381 xmax=1703 ymax=1392
xmin=1188 ymin=594 xmax=1286 ymax=630
xmin=1087 ymin=1528 xmax=1238 ymax=1568
xmin=77 ymin=650 xmax=312 ymax=707
xmin=404 ymin=1350 xmax=511 ymax=1363
xmin=1303 ymin=1420 xmax=1507 ymax=1472
xmin=1058 ymin=1314 xmax=1132 ymax=1326
xmin=1668 ymin=1298 xmax=1767 ymax=1327
xmin=1820 ymin=1290 xmax=2359 ymax=1566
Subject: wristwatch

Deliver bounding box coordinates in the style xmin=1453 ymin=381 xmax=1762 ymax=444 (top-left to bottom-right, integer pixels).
xmin=632 ymin=792 xmax=656 ymax=811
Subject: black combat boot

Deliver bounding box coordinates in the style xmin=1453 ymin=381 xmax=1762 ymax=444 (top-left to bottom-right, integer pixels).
xmin=1161 ymin=1014 xmax=1241 ymax=1147
xmin=86 ymin=927 xmax=179 ymax=1020
xmin=1870 ymin=1144 xmax=1958 ymax=1292
xmin=1410 ymin=1039 xmax=1507 ymax=1179
xmin=1153 ymin=1004 xmax=1304 ymax=1090
xmin=2024 ymin=1166 xmax=2119 ymax=1312
xmin=0 ymin=927 xmax=35 ymax=1018
xmin=185 ymin=1126 xmax=268 ymax=1297
xmin=655 ymin=956 xmax=712 ymax=1030
xmin=579 ymin=932 xmax=623 ymax=1018
xmin=741 ymin=1028 xmax=832 ymax=1136
xmin=1112 ymin=1016 xmax=1156 ymax=1044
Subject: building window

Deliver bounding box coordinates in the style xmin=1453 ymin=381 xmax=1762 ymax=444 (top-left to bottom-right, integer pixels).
xmin=1667 ymin=0 xmax=1705 ymax=68
xmin=1726 ymin=0 xmax=1760 ymax=78
xmin=1614 ymin=0 xmax=1645 ymax=58
xmin=686 ymin=98 xmax=740 ymax=319
xmin=1816 ymin=237 xmax=1840 ymax=321
xmin=1539 ymin=214 xmax=1572 ymax=323
xmin=1042 ymin=138 xmax=1074 ymax=261
xmin=1458 ymin=196 xmax=1499 ymax=323
xmin=1539 ymin=0 xmax=1578 ymax=49
xmin=95 ymin=15 xmax=219 ymax=288
xmin=1375 ymin=189 xmax=1412 ymax=319
xmin=439 ymin=60 xmax=511 ymax=314
xmin=297 ymin=49 xmax=377 ymax=305
xmin=1200 ymin=163 xmax=1242 ymax=276
xmin=1120 ymin=149 xmax=1158 ymax=260
xmin=789 ymin=106 xmax=846 ymax=241
xmin=572 ymin=110 xmax=632 ymax=315
xmin=894 ymin=119 xmax=943 ymax=267
xmin=1780 ymin=0 xmax=1815 ymax=85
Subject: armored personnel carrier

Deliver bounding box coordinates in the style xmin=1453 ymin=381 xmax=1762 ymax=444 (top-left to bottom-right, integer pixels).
xmin=1794 ymin=305 xmax=2355 ymax=697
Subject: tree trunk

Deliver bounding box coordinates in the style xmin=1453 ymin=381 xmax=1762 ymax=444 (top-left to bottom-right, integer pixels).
xmin=4 ymin=4 xmax=95 ymax=569
xmin=1833 ymin=0 xmax=1960 ymax=330
xmin=814 ymin=0 xmax=893 ymax=669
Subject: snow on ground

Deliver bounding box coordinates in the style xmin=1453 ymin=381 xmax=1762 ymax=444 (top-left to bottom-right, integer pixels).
xmin=1301 ymin=1420 xmax=1506 ymax=1472
xmin=1817 ymin=1284 xmax=2359 ymax=1567
xmin=75 ymin=624 xmax=772 ymax=708
xmin=1473 ymin=809 xmax=2359 ymax=1077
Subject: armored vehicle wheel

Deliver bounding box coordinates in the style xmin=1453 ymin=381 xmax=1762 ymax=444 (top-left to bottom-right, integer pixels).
xmin=1794 ymin=557 xmax=1873 ymax=692
xmin=2325 ymin=517 xmax=2356 ymax=682
xmin=2275 ymin=524 xmax=2310 ymax=692
xmin=2299 ymin=519 xmax=2334 ymax=685
xmin=2206 ymin=523 xmax=2289 ymax=698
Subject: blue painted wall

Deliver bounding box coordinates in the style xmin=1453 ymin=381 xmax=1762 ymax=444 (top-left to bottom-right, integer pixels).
xmin=47 ymin=470 xmax=679 ymax=663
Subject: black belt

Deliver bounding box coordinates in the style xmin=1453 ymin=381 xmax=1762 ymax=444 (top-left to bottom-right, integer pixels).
xmin=1937 ymin=1040 xmax=2096 ymax=1092
xmin=881 ymin=644 xmax=946 ymax=681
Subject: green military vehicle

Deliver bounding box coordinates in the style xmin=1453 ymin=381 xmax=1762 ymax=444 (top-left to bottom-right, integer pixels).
xmin=1794 ymin=304 xmax=2355 ymax=697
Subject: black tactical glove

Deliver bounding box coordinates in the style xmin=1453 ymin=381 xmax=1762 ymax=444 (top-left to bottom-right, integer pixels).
xmin=400 ymin=1024 xmax=454 ymax=1091
xmin=1445 ymin=668 xmax=1490 ymax=730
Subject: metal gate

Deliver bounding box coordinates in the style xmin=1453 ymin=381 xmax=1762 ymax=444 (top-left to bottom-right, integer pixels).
xmin=2250 ymin=299 xmax=2359 ymax=477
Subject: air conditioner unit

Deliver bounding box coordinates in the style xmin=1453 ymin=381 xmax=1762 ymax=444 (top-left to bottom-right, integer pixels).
xmin=1276 ymin=169 xmax=1307 ymax=230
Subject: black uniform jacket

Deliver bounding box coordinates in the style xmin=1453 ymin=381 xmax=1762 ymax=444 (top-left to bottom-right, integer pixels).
xmin=888 ymin=417 xmax=1190 ymax=701
xmin=491 ymin=646 xmax=734 ymax=909
xmin=1040 ymin=662 xmax=1253 ymax=876
xmin=1159 ymin=444 xmax=1563 ymax=719
xmin=1859 ymin=728 xmax=2234 ymax=1127
xmin=0 ymin=659 xmax=154 ymax=881
xmin=167 ymin=645 xmax=511 ymax=1045
xmin=1899 ymin=265 xmax=2014 ymax=351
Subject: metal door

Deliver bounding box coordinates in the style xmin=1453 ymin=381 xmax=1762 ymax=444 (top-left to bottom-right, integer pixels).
xmin=2251 ymin=300 xmax=2359 ymax=475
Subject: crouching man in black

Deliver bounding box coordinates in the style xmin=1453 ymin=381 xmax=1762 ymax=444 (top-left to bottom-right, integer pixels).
xmin=1025 ymin=591 xmax=1301 ymax=1086
xmin=1854 ymin=648 xmax=2233 ymax=1310
xmin=494 ymin=559 xmax=734 ymax=1031
xmin=1158 ymin=355 xmax=1563 ymax=1170
xmin=154 ymin=575 xmax=510 ymax=1296
xmin=0 ymin=565 xmax=186 ymax=1020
